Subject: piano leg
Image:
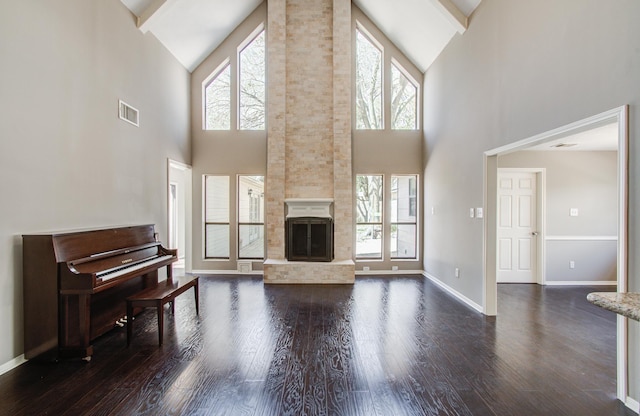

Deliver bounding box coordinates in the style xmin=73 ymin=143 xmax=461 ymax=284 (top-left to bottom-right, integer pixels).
xmin=157 ymin=300 xmax=164 ymax=346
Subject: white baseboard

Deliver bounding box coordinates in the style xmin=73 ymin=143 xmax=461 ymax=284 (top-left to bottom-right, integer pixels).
xmin=0 ymin=355 xmax=26 ymax=376
xmin=544 ymin=280 xmax=617 ymax=286
xmin=355 ymin=270 xmax=424 ymax=276
xmin=191 ymin=269 xmax=263 ymax=276
xmin=626 ymin=396 xmax=639 ymax=413
xmin=422 ymin=272 xmax=483 ymax=313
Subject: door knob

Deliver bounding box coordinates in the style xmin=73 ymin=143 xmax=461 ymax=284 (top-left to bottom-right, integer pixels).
xmin=531 ymin=231 xmax=539 ymax=236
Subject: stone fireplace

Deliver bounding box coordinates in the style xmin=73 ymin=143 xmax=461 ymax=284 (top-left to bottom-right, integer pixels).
xmin=285 ymin=199 xmax=334 ymax=262
xmin=263 ymin=0 xmax=355 ymax=284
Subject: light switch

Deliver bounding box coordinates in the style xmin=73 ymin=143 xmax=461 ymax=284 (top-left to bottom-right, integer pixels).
xmin=570 ymin=208 xmax=579 ymax=217
xmin=469 ymin=208 xmax=475 ymax=218
xmin=476 ymin=207 xmax=484 ymax=218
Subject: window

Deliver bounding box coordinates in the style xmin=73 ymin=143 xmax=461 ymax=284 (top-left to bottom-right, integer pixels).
xmin=238 ymin=175 xmax=265 ymax=259
xmin=204 ymin=63 xmax=231 ymax=130
xmin=239 ymin=30 xmax=266 ymax=130
xmin=354 ymin=23 xmax=420 ymax=131
xmin=204 ymin=175 xmax=230 ymax=258
xmin=391 ymin=63 xmax=418 ymax=130
xmin=355 ymin=28 xmax=383 ymax=130
xmin=356 ymin=175 xmax=383 ymax=259
xmin=203 ymin=26 xmax=265 ymax=131
xmin=391 ymin=175 xmax=417 ymax=259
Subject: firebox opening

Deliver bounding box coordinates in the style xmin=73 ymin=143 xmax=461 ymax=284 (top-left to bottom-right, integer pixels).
xmin=286 ymin=217 xmax=333 ymax=262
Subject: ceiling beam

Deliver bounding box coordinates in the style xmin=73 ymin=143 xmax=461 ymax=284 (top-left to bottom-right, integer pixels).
xmin=137 ymin=0 xmax=178 ymax=33
xmin=429 ymin=0 xmax=468 ymax=34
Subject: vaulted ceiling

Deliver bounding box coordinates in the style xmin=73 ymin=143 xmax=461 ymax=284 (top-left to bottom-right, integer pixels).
xmin=120 ymin=0 xmax=481 ymax=73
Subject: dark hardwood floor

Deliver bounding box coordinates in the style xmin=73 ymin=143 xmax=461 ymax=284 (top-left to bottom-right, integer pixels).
xmin=0 ymin=275 xmax=634 ymax=415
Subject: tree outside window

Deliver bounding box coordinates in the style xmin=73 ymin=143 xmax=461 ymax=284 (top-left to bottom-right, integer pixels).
xmin=239 ymin=30 xmax=265 ymax=130
xmin=204 ymin=63 xmax=231 ymax=130
xmin=356 ymin=175 xmax=383 ymax=259
xmin=355 ymin=29 xmax=382 ymax=130
xmin=391 ymin=63 xmax=417 ymax=130
xmin=238 ymin=175 xmax=264 ymax=259
xmin=391 ymin=175 xmax=417 ymax=259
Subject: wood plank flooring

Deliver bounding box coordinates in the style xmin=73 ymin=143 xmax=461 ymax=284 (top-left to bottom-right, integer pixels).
xmin=0 ymin=275 xmax=634 ymax=415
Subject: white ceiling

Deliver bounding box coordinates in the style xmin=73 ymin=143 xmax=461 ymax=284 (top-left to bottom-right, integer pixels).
xmin=525 ymin=122 xmax=619 ymax=152
xmin=120 ymin=0 xmax=481 ymax=73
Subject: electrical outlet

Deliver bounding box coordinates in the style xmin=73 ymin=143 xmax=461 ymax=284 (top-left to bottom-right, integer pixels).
xmin=392 ymin=265 xmax=398 ymax=271
xmin=469 ymin=208 xmax=475 ymax=218
xmin=363 ymin=266 xmax=370 ymax=271
xmin=455 ymin=268 xmax=460 ymax=278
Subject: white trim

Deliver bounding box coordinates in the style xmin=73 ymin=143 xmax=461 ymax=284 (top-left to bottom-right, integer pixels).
xmin=544 ymin=280 xmax=616 ymax=286
xmin=625 ymin=396 xmax=639 ymax=413
xmin=545 ymin=235 xmax=617 ymax=241
xmin=192 ymin=269 xmax=263 ymax=276
xmin=423 ymin=272 xmax=483 ymax=313
xmin=0 ymin=355 xmax=26 ymax=376
xmin=356 ymin=270 xmax=424 ymax=276
xmin=168 ymin=159 xmax=192 ymax=273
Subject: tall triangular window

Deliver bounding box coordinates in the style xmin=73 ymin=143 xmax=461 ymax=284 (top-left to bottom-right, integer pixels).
xmin=204 ymin=62 xmax=231 ymax=130
xmin=391 ymin=62 xmax=418 ymax=130
xmin=355 ymin=28 xmax=383 ymax=130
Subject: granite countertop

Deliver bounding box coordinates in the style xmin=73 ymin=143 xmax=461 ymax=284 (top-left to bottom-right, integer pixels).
xmin=587 ymin=292 xmax=640 ymax=322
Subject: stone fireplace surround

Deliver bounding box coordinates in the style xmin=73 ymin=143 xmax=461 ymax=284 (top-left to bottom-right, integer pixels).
xmin=263 ymin=0 xmax=355 ymax=284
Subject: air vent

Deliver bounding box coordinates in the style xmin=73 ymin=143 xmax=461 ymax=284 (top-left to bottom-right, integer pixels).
xmin=118 ymin=100 xmax=139 ymax=127
xmin=551 ymin=143 xmax=576 ymax=148
xmin=237 ymin=261 xmax=253 ymax=273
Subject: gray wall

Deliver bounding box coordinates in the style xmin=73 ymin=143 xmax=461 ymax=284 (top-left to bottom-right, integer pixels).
xmin=0 ymin=1 xmax=191 ymax=365
xmin=423 ymin=0 xmax=639 ymax=400
xmin=499 ymin=151 xmax=618 ymax=283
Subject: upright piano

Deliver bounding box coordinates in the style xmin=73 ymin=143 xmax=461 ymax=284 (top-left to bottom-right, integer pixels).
xmin=22 ymin=224 xmax=177 ymax=360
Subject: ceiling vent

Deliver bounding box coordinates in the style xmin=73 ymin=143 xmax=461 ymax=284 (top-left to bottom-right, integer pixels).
xmin=551 ymin=143 xmax=577 ymax=148
xmin=119 ymin=100 xmax=139 ymax=127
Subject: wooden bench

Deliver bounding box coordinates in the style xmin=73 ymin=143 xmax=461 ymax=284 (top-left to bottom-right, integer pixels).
xmin=126 ymin=275 xmax=199 ymax=346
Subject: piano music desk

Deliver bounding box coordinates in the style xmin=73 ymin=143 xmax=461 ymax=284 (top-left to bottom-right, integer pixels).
xmin=126 ymin=275 xmax=199 ymax=346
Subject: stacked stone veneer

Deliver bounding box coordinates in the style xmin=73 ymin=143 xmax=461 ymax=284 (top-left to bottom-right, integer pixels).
xmin=264 ymin=0 xmax=354 ymax=284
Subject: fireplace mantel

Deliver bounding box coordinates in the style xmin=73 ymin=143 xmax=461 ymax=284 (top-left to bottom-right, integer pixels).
xmin=285 ymin=198 xmax=333 ymax=218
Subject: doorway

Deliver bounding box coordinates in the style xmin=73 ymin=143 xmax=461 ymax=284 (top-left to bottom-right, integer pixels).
xmin=496 ymin=170 xmax=540 ymax=284
xmin=168 ymin=159 xmax=192 ymax=271
xmin=483 ymin=105 xmax=628 ymax=403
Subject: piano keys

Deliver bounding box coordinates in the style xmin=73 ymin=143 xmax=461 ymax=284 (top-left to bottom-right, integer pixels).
xmin=22 ymin=224 xmax=177 ymax=360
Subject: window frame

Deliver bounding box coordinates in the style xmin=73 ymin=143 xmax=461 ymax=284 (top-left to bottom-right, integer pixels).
xmin=202 ymin=23 xmax=266 ymax=132
xmin=390 ymin=59 xmax=420 ymax=131
xmin=202 ymin=59 xmax=231 ymax=131
xmin=355 ymin=174 xmax=384 ymax=260
xmin=203 ymin=175 xmax=230 ymax=260
xmin=390 ymin=174 xmax=419 ymax=260
xmin=237 ymin=25 xmax=266 ymax=131
xmin=355 ymin=24 xmax=385 ymax=130
xmin=237 ymin=175 xmax=265 ymax=260
xmin=354 ymin=20 xmax=421 ymax=132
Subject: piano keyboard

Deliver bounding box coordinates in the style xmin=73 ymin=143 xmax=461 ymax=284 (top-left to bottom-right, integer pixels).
xmin=97 ymin=255 xmax=174 ymax=282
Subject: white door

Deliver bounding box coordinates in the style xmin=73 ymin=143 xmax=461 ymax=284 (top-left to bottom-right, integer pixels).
xmin=497 ymin=171 xmax=537 ymax=283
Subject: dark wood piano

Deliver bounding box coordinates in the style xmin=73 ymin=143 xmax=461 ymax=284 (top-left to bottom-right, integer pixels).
xmin=22 ymin=224 xmax=177 ymax=360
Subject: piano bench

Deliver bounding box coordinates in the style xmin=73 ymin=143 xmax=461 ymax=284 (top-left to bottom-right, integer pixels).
xmin=126 ymin=275 xmax=199 ymax=346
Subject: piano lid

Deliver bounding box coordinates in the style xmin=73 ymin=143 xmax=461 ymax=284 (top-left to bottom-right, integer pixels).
xmin=23 ymin=225 xmax=157 ymax=263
